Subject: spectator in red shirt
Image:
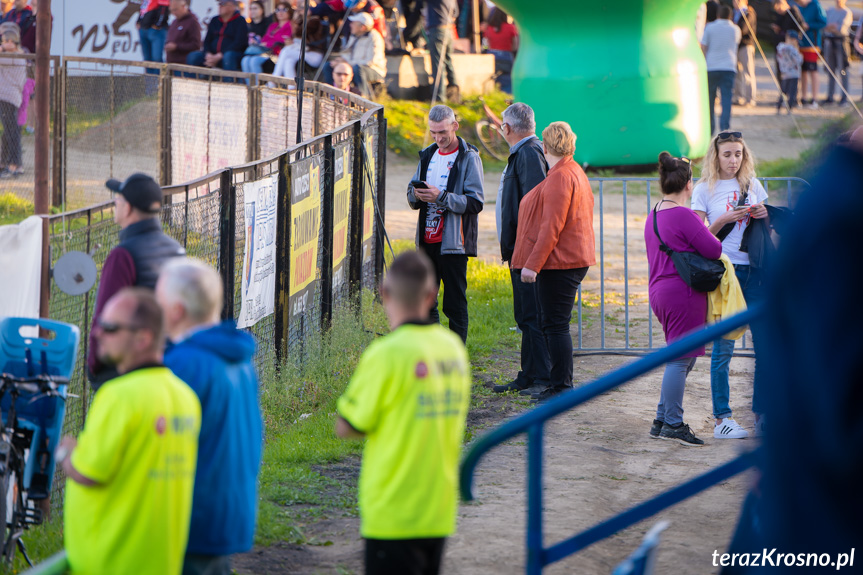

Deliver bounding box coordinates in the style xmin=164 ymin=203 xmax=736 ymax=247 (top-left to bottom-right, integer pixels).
xmin=165 ymin=0 xmax=201 ymax=65
xmin=312 ymin=0 xmax=388 ymax=49
xmin=187 ymin=0 xmax=249 ymax=71
xmin=138 ymin=0 xmax=170 ymax=66
xmin=1 ymin=0 xmax=33 ymax=42
xmin=482 ymin=7 xmax=517 ymax=93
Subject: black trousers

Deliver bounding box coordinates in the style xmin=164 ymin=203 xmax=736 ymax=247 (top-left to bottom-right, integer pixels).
xmin=420 ymin=241 xmax=469 ymax=343
xmin=0 ymin=101 xmax=21 ymax=167
xmin=365 ymin=538 xmax=446 ymax=575
xmin=510 ymin=269 xmax=551 ymax=387
xmin=535 ymin=267 xmax=589 ymax=390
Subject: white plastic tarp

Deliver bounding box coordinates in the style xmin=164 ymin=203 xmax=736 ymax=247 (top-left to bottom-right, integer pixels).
xmin=0 ymin=216 xmax=42 ymax=320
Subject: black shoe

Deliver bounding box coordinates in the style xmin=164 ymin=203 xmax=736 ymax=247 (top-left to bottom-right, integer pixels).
xmin=493 ymin=380 xmax=529 ymax=393
xmin=649 ymin=419 xmax=664 ymax=439
xmin=530 ymin=386 xmax=569 ymax=404
xmin=519 ymin=384 xmax=547 ymax=396
xmin=820 ymin=98 xmax=834 ymax=105
xmin=658 ymin=422 xmax=705 ymax=446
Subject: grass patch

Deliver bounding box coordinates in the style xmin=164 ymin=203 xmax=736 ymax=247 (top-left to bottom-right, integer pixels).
xmin=384 ymin=91 xmax=512 ymax=170
xmin=757 ymin=112 xmax=859 ymax=179
xmin=0 ymin=194 xmax=34 ymax=227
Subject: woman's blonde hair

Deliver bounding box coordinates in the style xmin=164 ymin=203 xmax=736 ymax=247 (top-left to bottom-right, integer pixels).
xmin=541 ymin=121 xmax=576 ymax=157
xmin=699 ymin=132 xmax=756 ymax=193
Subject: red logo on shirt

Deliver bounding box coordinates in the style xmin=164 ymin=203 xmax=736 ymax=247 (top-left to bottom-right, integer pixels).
xmin=155 ymin=416 xmax=167 ymax=435
xmin=415 ymin=361 xmax=429 ymax=378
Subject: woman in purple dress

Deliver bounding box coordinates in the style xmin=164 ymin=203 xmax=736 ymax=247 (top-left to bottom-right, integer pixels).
xmin=644 ymin=153 xmax=722 ymax=446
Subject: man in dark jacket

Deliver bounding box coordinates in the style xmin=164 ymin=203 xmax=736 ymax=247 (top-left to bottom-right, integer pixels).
xmin=87 ymin=173 xmax=185 ymax=389
xmin=187 ymin=0 xmax=248 ymax=71
xmin=407 ymin=104 xmax=484 ymax=343
xmin=492 ymin=103 xmax=551 ymax=395
xmin=157 ymin=258 xmax=263 ymax=575
xmin=165 ymin=0 xmax=201 ymax=65
xmin=733 ymin=0 xmax=757 ymax=106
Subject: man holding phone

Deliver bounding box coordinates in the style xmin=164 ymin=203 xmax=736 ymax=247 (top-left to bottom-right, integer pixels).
xmin=407 ymin=104 xmax=485 ymax=343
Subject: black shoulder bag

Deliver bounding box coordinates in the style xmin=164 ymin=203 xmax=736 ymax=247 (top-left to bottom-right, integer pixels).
xmin=652 ymin=204 xmax=725 ymax=292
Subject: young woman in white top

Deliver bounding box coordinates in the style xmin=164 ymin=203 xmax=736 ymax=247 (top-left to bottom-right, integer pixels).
xmin=691 ymin=131 xmax=769 ymax=439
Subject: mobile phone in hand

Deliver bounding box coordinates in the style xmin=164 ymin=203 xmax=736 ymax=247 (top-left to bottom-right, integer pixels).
xmin=411 ymin=180 xmax=429 ymax=189
xmin=733 ymin=204 xmax=751 ymax=211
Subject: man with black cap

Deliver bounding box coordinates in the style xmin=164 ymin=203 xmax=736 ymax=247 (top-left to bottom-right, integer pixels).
xmin=87 ymin=173 xmax=185 ymax=390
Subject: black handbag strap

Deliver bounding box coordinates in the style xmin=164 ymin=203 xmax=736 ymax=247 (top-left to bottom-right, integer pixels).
xmin=652 ymin=203 xmax=674 ymax=256
xmin=715 ymin=182 xmax=750 ymax=242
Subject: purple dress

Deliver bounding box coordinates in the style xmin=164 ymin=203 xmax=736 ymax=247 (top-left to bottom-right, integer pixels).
xmin=644 ymin=206 xmax=723 ymax=357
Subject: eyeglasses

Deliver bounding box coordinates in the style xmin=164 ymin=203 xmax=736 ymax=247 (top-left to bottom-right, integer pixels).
xmin=97 ymin=319 xmax=141 ymax=334
xmin=275 ymin=7 xmax=289 ymax=12
xmin=717 ymin=131 xmax=742 ymax=141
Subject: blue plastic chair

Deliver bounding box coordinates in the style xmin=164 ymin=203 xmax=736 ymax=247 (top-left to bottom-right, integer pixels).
xmin=611 ymin=521 xmax=669 ymax=575
xmin=0 ymin=318 xmax=80 ymax=500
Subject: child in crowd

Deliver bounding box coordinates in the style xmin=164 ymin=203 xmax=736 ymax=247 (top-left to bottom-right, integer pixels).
xmin=776 ymin=31 xmax=803 ymax=113
xmin=0 ymin=26 xmax=26 ymax=178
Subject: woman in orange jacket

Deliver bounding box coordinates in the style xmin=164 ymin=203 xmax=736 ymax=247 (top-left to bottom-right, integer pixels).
xmin=511 ymin=121 xmax=595 ymax=403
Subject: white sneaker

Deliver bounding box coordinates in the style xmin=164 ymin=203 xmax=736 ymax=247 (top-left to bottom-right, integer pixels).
xmin=808 ymin=101 xmax=819 ymax=110
xmin=714 ymin=418 xmax=749 ymax=439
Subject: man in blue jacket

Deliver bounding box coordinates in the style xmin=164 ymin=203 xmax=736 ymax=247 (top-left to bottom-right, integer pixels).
xmin=187 ymin=0 xmax=248 ymax=72
xmin=407 ymin=104 xmax=484 ymax=343
xmin=156 ymin=258 xmax=263 ymax=575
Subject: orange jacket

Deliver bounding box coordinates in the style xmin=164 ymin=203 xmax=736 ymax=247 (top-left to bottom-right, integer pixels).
xmin=511 ymin=156 xmax=596 ymax=272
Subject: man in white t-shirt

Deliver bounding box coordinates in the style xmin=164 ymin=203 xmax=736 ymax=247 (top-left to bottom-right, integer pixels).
xmin=407 ymin=105 xmax=484 ymax=343
xmin=701 ymin=5 xmax=742 ymax=134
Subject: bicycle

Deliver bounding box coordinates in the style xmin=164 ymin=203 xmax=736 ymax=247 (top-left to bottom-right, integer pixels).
xmin=474 ymin=97 xmax=512 ymax=162
xmin=0 ymin=371 xmax=68 ymax=567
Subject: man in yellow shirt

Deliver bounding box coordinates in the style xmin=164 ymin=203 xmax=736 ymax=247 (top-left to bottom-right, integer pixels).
xmin=58 ymin=287 xmax=201 ymax=575
xmin=336 ymin=251 xmax=471 ymax=575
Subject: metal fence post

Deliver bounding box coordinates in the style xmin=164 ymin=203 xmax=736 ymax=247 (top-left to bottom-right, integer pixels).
xmin=526 ymin=423 xmax=545 ymax=575
xmin=51 ymin=57 xmax=62 ymax=207
xmin=219 ymin=169 xmax=236 ymax=321
xmin=375 ymin=111 xmax=387 ymax=286
xmin=274 ymin=153 xmax=292 ymax=362
xmin=349 ymin=120 xmax=364 ymax=304
xmin=160 ymin=65 xmax=172 ymax=186
xmin=321 ymin=134 xmax=335 ymax=331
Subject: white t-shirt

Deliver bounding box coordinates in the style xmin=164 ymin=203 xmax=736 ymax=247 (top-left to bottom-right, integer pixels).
xmin=423 ymin=147 xmax=459 ymax=244
xmin=691 ymin=177 xmax=768 ymax=265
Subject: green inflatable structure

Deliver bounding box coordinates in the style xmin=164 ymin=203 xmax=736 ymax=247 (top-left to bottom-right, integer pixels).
xmin=493 ymin=0 xmax=709 ymax=166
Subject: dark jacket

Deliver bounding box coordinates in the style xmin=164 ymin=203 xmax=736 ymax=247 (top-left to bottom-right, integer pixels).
xmin=735 ymin=7 xmax=757 ymax=47
xmin=2 ymin=6 xmax=34 ymax=37
xmin=773 ymin=5 xmax=804 ymax=46
xmin=87 ymin=218 xmax=185 ymax=384
xmin=139 ymin=4 xmax=170 ymax=29
xmin=166 ymin=11 xmax=202 ymax=64
xmin=407 ymin=136 xmax=484 ymax=256
xmin=203 ymin=11 xmax=249 ymax=55
xmin=165 ymin=322 xmax=262 ymax=556
xmin=499 ymin=136 xmax=548 ymax=262
xmin=738 ymin=204 xmax=793 ymax=269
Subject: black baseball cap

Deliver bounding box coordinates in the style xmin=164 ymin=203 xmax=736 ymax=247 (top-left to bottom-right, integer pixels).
xmin=105 ymin=173 xmax=163 ymax=213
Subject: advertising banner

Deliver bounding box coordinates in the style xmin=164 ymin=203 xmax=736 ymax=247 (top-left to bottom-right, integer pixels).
xmin=237 ymin=175 xmax=278 ymax=329
xmin=289 ymin=155 xmax=322 ymax=320
xmin=332 ymin=143 xmax=352 ymax=296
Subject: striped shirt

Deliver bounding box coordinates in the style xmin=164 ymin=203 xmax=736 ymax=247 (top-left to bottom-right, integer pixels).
xmin=701 ymin=19 xmax=741 ymax=72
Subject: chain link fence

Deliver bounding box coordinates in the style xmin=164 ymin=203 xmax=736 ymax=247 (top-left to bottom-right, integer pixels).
xmin=41 ymin=67 xmax=385 ymax=510
xmin=0 ymin=53 xmax=60 ymax=205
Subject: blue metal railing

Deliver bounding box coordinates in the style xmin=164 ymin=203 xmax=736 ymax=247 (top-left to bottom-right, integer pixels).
xmin=460 ymin=306 xmax=765 ymax=574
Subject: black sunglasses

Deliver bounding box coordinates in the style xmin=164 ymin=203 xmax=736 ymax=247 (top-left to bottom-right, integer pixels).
xmin=717 ymin=131 xmax=742 ymax=141
xmin=275 ymin=7 xmax=289 ymax=11
xmin=97 ymin=319 xmax=141 ymax=334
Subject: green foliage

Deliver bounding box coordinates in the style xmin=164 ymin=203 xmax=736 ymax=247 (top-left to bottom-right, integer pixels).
xmin=0 ymin=517 xmax=64 ymax=574
xmin=383 ymin=91 xmax=512 ymax=170
xmin=0 ymin=194 xmax=34 ymax=227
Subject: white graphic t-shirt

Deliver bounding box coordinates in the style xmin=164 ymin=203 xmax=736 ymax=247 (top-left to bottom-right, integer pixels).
xmin=423 ymin=147 xmax=459 ymax=243
xmin=691 ymin=178 xmax=768 ymax=265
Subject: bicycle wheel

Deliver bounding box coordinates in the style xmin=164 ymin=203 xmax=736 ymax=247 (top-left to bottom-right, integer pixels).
xmin=0 ymin=444 xmax=12 ymax=563
xmin=475 ymin=120 xmax=510 ymax=162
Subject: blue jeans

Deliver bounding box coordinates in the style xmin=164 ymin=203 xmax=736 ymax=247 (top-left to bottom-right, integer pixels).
xmin=427 ymin=25 xmax=457 ymax=101
xmin=710 ymin=264 xmax=765 ymax=419
xmin=139 ymin=27 xmax=166 ymax=74
xmin=241 ymin=55 xmax=271 ymax=75
xmin=707 ymin=70 xmax=735 ymax=134
xmin=187 ymin=51 xmax=244 ymax=75
xmin=353 ymin=64 xmax=383 ymax=99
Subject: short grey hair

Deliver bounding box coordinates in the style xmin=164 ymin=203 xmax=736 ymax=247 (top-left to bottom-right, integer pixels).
xmin=428 ymin=104 xmax=456 ymax=124
xmin=159 ymin=257 xmax=223 ymax=322
xmin=501 ymin=103 xmax=535 ymax=134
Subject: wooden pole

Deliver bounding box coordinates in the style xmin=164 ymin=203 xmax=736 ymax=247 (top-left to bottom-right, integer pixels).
xmin=35 ymin=0 xmax=52 ymax=319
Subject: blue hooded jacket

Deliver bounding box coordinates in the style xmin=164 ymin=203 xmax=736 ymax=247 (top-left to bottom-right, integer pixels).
xmin=165 ymin=321 xmax=262 ymax=556
xmin=793 ymin=0 xmax=826 ymax=48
